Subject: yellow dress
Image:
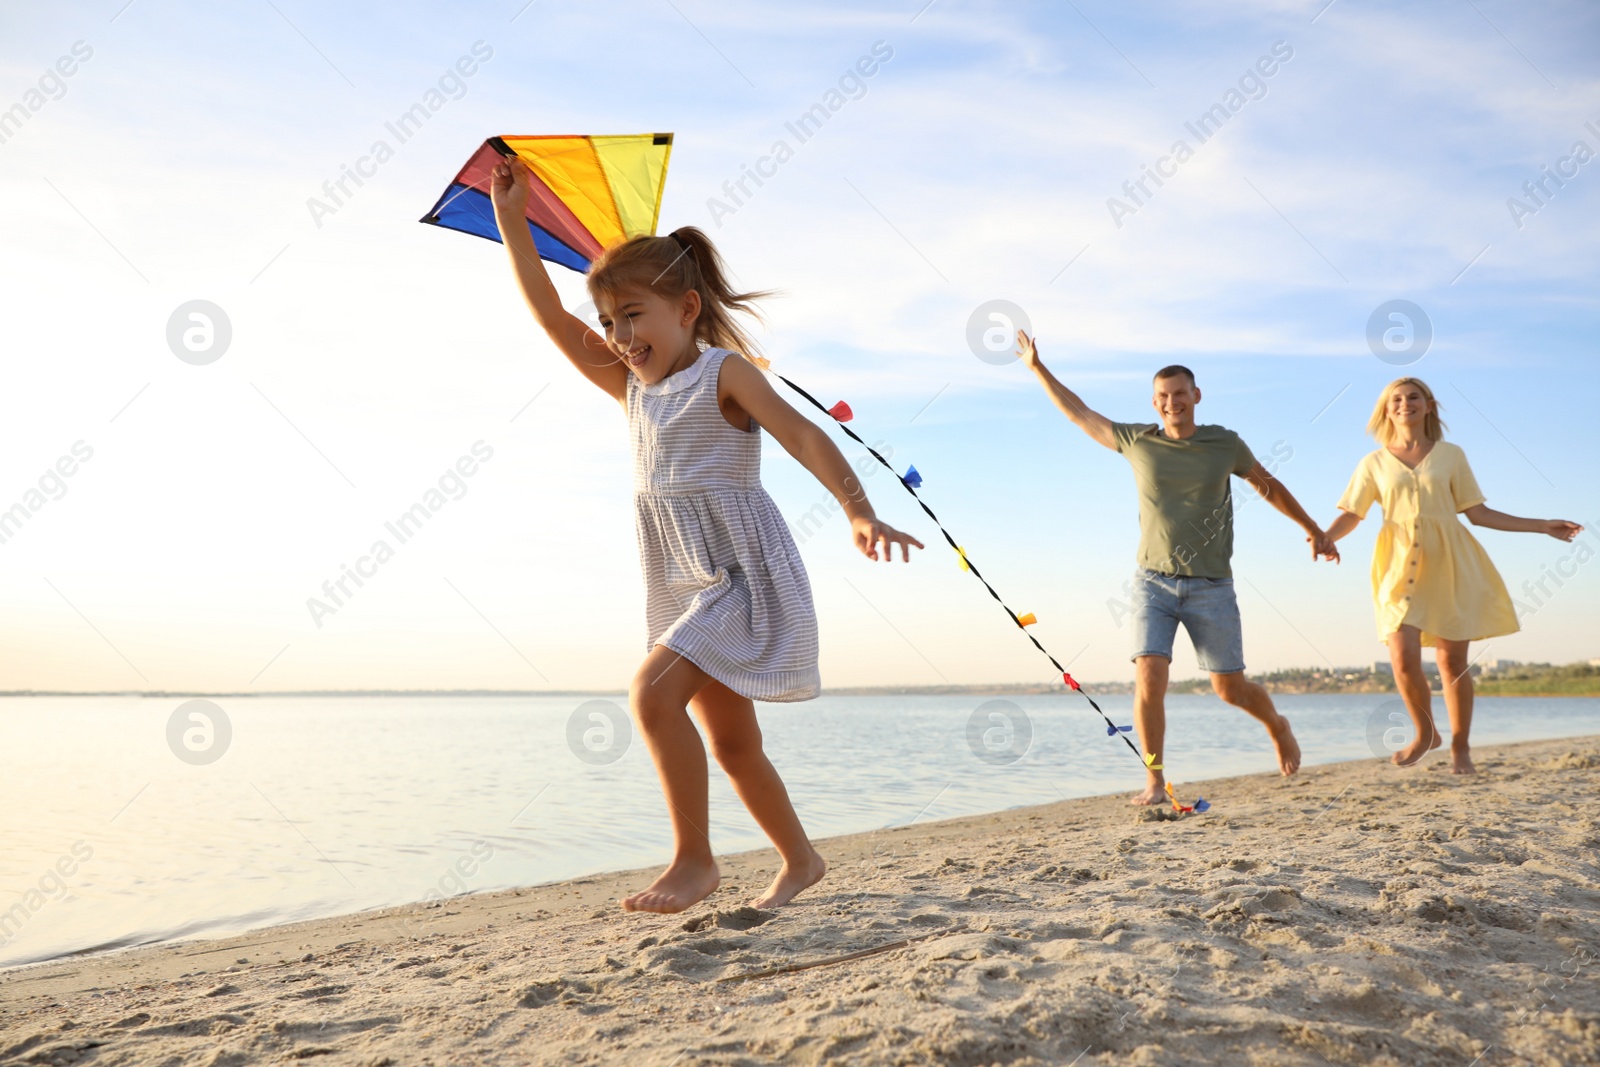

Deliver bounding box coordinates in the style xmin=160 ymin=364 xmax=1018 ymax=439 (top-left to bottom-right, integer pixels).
xmin=1337 ymin=441 xmax=1518 ymax=646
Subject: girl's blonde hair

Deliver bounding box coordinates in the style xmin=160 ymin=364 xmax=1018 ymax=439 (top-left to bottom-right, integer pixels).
xmin=586 ymin=226 xmax=772 ymax=362
xmin=1367 ymin=377 xmax=1447 ymax=444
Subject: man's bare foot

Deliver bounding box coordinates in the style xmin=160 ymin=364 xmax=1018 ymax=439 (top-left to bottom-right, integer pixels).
xmin=1268 ymin=715 xmax=1301 ymax=776
xmin=1450 ymin=746 xmax=1477 ymax=775
xmin=621 ymin=858 xmax=720 ymax=914
xmin=750 ymin=848 xmax=827 ymax=909
xmin=1391 ymin=727 xmax=1441 ymax=768
xmin=1130 ymin=778 xmax=1166 ymax=806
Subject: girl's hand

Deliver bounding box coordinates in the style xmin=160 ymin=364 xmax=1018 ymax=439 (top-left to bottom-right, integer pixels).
xmin=852 ymin=516 xmax=924 ymax=562
xmin=1016 ymin=329 xmax=1041 ymax=371
xmin=490 ymin=156 xmax=530 ymax=219
xmin=1544 ymin=519 xmax=1584 ymax=542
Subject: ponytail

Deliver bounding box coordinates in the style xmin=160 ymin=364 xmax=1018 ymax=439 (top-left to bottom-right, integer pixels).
xmin=586 ymin=225 xmax=774 ymax=361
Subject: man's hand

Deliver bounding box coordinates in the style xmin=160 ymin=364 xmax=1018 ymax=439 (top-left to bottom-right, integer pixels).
xmin=1308 ymin=529 xmax=1340 ymax=563
xmin=1017 ymin=329 xmax=1042 ymax=371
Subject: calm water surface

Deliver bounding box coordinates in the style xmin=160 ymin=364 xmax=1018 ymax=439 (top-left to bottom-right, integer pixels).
xmin=4 ymin=692 xmax=1597 ymax=968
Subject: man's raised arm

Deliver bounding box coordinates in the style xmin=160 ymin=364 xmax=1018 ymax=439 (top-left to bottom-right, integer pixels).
xmin=1018 ymin=331 xmax=1118 ymax=451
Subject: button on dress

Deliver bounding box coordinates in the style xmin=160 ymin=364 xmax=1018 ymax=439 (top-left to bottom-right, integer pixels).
xmin=1337 ymin=442 xmax=1518 ymax=646
xmin=627 ymin=347 xmax=821 ymax=701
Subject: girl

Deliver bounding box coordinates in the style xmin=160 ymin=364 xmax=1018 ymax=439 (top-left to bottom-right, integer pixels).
xmin=489 ymin=157 xmax=923 ymax=913
xmin=1325 ymin=378 xmax=1581 ymax=774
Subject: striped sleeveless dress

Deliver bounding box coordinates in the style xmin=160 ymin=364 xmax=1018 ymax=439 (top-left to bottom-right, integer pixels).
xmin=627 ymin=347 xmax=821 ymax=702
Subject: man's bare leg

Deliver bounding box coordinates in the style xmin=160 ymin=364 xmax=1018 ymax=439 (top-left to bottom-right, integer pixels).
xmin=1130 ymin=654 xmax=1169 ymax=805
xmin=1210 ymin=671 xmax=1301 ymax=776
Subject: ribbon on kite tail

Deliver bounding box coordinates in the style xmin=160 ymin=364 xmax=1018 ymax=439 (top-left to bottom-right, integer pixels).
xmin=760 ymin=363 xmax=1209 ymax=816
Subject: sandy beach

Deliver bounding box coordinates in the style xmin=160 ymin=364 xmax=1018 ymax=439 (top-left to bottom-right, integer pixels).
xmin=4 ymin=734 xmax=1597 ymax=1067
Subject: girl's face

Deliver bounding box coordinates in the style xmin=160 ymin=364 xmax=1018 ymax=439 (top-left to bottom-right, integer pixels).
xmin=594 ymin=285 xmax=702 ymax=384
xmin=1387 ymin=383 xmax=1432 ymax=431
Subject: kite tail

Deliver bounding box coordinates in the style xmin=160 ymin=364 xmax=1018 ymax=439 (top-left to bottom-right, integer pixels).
xmin=775 ymin=372 xmax=1146 ymax=766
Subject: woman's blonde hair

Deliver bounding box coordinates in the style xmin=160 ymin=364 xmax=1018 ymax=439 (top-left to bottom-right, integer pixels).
xmin=1367 ymin=377 xmax=1447 ymax=444
xmin=586 ymin=226 xmax=772 ymax=362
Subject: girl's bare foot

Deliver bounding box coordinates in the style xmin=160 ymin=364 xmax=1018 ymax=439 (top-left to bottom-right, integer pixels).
xmin=621 ymin=858 xmax=720 ymax=914
xmin=1268 ymin=715 xmax=1301 ymax=776
xmin=751 ymin=848 xmax=827 ymax=908
xmin=1391 ymin=727 xmax=1442 ymax=767
xmin=1450 ymin=745 xmax=1477 ymax=775
xmin=1129 ymin=778 xmax=1166 ymax=806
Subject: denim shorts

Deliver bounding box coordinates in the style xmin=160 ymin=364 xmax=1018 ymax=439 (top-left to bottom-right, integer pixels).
xmin=1129 ymin=568 xmax=1246 ymax=674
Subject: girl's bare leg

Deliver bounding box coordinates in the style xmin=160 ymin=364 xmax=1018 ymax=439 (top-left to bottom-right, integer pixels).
xmin=690 ymin=680 xmax=826 ymax=908
xmin=1436 ymin=638 xmax=1477 ymax=775
xmin=1387 ymin=625 xmax=1441 ymax=767
xmin=621 ymin=644 xmax=722 ymax=913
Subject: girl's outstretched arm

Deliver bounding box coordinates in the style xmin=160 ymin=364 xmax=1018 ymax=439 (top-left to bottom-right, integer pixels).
xmin=1461 ymin=505 xmax=1583 ymax=541
xmin=719 ymin=354 xmax=924 ymax=562
xmin=489 ymin=157 xmax=627 ymax=403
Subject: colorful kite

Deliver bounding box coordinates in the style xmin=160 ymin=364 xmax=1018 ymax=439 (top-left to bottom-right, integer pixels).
xmin=420 ymin=133 xmax=673 ymax=272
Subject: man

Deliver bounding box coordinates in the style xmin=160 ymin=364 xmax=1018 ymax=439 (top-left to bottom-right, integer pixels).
xmin=1020 ymin=331 xmax=1338 ymax=804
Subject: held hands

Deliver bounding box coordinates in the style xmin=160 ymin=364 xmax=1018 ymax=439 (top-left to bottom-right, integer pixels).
xmin=1544 ymin=520 xmax=1584 ymax=542
xmin=489 ymin=155 xmax=530 ymax=218
xmin=1308 ymin=529 xmax=1340 ymax=563
xmin=1016 ymin=329 xmax=1042 ymax=372
xmin=852 ymin=516 xmax=925 ymax=562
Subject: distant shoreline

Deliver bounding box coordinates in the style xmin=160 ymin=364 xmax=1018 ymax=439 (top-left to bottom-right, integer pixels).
xmin=0 ymin=687 xmax=1593 ymax=703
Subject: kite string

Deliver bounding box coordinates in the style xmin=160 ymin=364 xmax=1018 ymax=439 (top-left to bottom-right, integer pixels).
xmin=772 ymin=373 xmax=1147 ymax=767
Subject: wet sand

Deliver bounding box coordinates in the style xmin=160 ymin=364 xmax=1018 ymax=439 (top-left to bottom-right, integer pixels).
xmin=4 ymin=735 xmax=1598 ymax=1066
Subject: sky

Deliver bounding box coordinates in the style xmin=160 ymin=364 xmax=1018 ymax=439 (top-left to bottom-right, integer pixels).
xmin=0 ymin=0 xmax=1595 ymax=693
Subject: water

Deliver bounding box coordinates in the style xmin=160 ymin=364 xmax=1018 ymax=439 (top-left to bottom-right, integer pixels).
xmin=4 ymin=692 xmax=1597 ymax=970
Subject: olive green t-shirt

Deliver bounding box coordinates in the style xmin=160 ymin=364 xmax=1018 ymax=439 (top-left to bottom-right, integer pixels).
xmin=1111 ymin=421 xmax=1258 ymax=579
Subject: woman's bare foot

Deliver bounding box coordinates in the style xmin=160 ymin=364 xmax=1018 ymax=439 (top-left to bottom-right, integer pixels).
xmin=750 ymin=848 xmax=827 ymax=909
xmin=1129 ymin=777 xmax=1166 ymax=806
xmin=1391 ymin=727 xmax=1442 ymax=768
xmin=621 ymin=858 xmax=720 ymax=914
xmin=1268 ymin=715 xmax=1301 ymax=776
xmin=1450 ymin=745 xmax=1477 ymax=775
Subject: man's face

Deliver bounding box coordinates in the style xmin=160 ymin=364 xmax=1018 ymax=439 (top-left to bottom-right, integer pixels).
xmin=1152 ymin=374 xmax=1199 ymax=428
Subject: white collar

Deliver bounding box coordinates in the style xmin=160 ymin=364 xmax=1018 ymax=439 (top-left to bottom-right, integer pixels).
xmin=640 ymin=348 xmax=722 ymax=397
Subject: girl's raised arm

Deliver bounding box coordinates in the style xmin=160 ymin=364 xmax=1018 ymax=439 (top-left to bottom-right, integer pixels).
xmin=489 ymin=158 xmax=628 ymax=404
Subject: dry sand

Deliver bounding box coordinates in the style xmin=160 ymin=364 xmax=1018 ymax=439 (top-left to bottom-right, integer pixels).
xmin=4 ymin=735 xmax=1598 ymax=1067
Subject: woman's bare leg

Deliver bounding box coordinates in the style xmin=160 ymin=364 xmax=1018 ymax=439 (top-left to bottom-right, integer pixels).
xmin=690 ymin=680 xmax=826 ymax=908
xmin=621 ymin=644 xmax=721 ymax=913
xmin=1435 ymin=638 xmax=1477 ymax=775
xmin=1387 ymin=625 xmax=1441 ymax=767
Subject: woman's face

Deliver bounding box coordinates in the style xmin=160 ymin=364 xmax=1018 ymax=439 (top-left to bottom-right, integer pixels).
xmin=594 ymin=285 xmax=701 ymax=384
xmin=1387 ymin=383 xmax=1431 ymax=431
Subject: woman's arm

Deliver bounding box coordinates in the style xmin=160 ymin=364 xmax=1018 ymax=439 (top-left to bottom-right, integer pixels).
xmin=489 ymin=158 xmax=628 ymax=404
xmin=719 ymin=355 xmax=923 ymax=561
xmin=1325 ymin=510 xmax=1362 ymax=543
xmin=1462 ymin=505 xmax=1583 ymax=541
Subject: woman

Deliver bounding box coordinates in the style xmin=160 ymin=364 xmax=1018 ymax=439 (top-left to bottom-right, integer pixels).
xmin=1325 ymin=378 xmax=1581 ymax=773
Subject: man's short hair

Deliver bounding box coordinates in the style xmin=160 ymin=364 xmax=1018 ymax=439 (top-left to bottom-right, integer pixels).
xmin=1153 ymin=364 xmax=1196 ymax=387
